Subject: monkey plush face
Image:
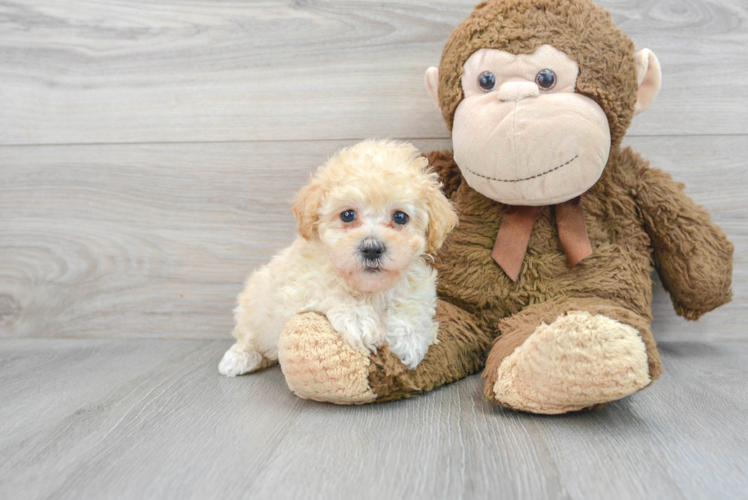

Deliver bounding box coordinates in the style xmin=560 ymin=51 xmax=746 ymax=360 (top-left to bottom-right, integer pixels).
xmin=451 ymin=44 xmax=610 ymax=206
xmin=425 ymin=0 xmax=661 ymax=207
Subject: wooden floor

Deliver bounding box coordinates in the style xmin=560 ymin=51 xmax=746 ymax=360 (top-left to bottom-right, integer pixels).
xmin=1 ymin=339 xmax=747 ymax=499
xmin=2 ymin=0 xmax=747 ymax=498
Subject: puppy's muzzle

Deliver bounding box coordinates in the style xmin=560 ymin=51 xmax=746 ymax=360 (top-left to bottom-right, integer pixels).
xmin=360 ymin=239 xmax=387 ymax=263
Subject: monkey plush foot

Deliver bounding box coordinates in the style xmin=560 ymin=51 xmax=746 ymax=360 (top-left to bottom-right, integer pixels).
xmin=487 ymin=309 xmax=653 ymax=414
xmin=278 ymin=312 xmax=376 ymax=404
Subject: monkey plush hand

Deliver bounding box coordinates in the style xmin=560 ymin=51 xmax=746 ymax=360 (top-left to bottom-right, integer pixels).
xmin=277 ymin=0 xmax=734 ymax=413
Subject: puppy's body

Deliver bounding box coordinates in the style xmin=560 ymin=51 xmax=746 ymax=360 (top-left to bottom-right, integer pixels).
xmin=223 ymin=238 xmax=438 ymax=374
xmin=219 ymin=140 xmax=457 ymax=376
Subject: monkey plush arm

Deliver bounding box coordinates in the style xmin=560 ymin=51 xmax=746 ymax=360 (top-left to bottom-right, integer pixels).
xmin=631 ymin=151 xmax=734 ymax=320
xmin=427 ymin=150 xmax=462 ymax=199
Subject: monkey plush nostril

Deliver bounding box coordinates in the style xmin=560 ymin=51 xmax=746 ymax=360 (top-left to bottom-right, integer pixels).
xmin=360 ymin=240 xmax=387 ymax=262
xmin=497 ymin=81 xmax=540 ymax=101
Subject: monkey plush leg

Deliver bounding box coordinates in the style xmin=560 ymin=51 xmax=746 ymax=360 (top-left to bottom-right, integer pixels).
xmin=278 ymin=312 xmax=376 ymax=404
xmin=278 ymin=301 xmax=493 ymax=404
xmin=482 ymin=298 xmax=662 ymax=414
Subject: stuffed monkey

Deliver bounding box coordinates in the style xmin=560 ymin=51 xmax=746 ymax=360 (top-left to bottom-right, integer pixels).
xmin=277 ymin=0 xmax=734 ymax=413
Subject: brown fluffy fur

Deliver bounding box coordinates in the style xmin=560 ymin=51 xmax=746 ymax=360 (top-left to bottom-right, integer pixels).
xmin=363 ymin=0 xmax=733 ymax=405
xmin=274 ymin=0 xmax=733 ymax=410
xmin=368 ymin=144 xmax=732 ymax=403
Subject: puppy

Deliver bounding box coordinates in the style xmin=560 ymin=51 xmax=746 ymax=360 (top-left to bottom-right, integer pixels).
xmin=218 ymin=139 xmax=457 ymax=376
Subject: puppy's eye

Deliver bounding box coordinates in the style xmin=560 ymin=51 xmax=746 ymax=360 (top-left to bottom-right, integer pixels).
xmin=392 ymin=211 xmax=409 ymax=225
xmin=535 ymin=69 xmax=557 ymax=90
xmin=478 ymin=71 xmax=496 ymax=92
xmin=340 ymin=210 xmax=356 ymax=223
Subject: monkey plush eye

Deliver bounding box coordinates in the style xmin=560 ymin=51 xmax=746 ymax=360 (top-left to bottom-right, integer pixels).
xmin=340 ymin=210 xmax=356 ymax=223
xmin=478 ymin=71 xmax=496 ymax=92
xmin=535 ymin=69 xmax=557 ymax=90
xmin=392 ymin=211 xmax=409 ymax=225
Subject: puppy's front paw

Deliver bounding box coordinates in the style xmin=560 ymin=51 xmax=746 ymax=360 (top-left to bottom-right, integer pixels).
xmin=385 ymin=320 xmax=435 ymax=370
xmin=327 ymin=306 xmax=385 ymax=353
xmin=340 ymin=323 xmax=385 ymax=354
xmin=219 ymin=343 xmax=264 ymax=377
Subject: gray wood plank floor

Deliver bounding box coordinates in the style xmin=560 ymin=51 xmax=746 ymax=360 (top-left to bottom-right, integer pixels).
xmin=1 ymin=339 xmax=746 ymax=500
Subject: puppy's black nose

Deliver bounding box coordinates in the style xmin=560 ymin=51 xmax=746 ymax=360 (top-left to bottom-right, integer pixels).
xmin=360 ymin=240 xmax=386 ymax=261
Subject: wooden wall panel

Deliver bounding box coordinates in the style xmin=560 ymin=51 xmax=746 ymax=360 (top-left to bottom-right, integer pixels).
xmin=1 ymin=0 xmax=746 ymax=145
xmin=1 ymin=136 xmax=743 ymax=340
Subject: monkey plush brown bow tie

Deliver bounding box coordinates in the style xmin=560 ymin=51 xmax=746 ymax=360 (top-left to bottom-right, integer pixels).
xmin=491 ymin=196 xmax=592 ymax=282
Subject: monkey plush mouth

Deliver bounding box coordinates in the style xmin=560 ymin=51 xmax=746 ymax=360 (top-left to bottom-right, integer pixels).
xmin=464 ymin=155 xmax=579 ymax=183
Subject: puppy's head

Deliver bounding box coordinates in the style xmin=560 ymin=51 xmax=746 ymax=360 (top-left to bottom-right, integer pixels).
xmin=292 ymin=139 xmax=458 ymax=293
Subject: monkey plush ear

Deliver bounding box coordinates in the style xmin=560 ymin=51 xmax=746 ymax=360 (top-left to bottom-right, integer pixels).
xmin=292 ymin=180 xmax=324 ymax=240
xmin=633 ymin=49 xmax=661 ymax=115
xmin=424 ymin=67 xmax=440 ymax=107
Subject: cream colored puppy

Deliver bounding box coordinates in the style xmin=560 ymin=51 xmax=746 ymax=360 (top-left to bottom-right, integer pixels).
xmin=219 ymin=139 xmax=457 ymax=376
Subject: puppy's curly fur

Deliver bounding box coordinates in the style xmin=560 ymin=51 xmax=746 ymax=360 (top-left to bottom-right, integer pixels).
xmin=219 ymin=140 xmax=458 ymax=375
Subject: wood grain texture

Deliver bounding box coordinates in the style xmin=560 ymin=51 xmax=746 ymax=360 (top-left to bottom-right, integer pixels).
xmin=0 ymin=338 xmax=746 ymax=500
xmin=0 ymin=138 xmax=441 ymax=339
xmin=1 ymin=2 xmax=744 ymax=498
xmin=1 ymin=136 xmax=744 ymax=341
xmin=1 ymin=0 xmax=747 ymax=145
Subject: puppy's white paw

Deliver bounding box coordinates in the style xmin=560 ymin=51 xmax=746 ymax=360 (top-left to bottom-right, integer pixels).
xmin=327 ymin=306 xmax=385 ymax=353
xmin=386 ymin=320 xmax=436 ymax=370
xmin=219 ymin=343 xmax=263 ymax=377
xmin=388 ymin=336 xmax=427 ymax=370
xmin=341 ymin=322 xmax=385 ymax=353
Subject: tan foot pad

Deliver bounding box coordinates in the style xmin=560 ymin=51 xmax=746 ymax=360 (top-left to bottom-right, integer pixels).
xmin=278 ymin=312 xmax=376 ymax=405
xmin=494 ymin=311 xmax=651 ymax=414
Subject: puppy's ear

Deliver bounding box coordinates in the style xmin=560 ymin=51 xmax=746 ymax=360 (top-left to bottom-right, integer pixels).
xmin=292 ymin=180 xmax=324 ymax=240
xmin=425 ymin=183 xmax=458 ymax=254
